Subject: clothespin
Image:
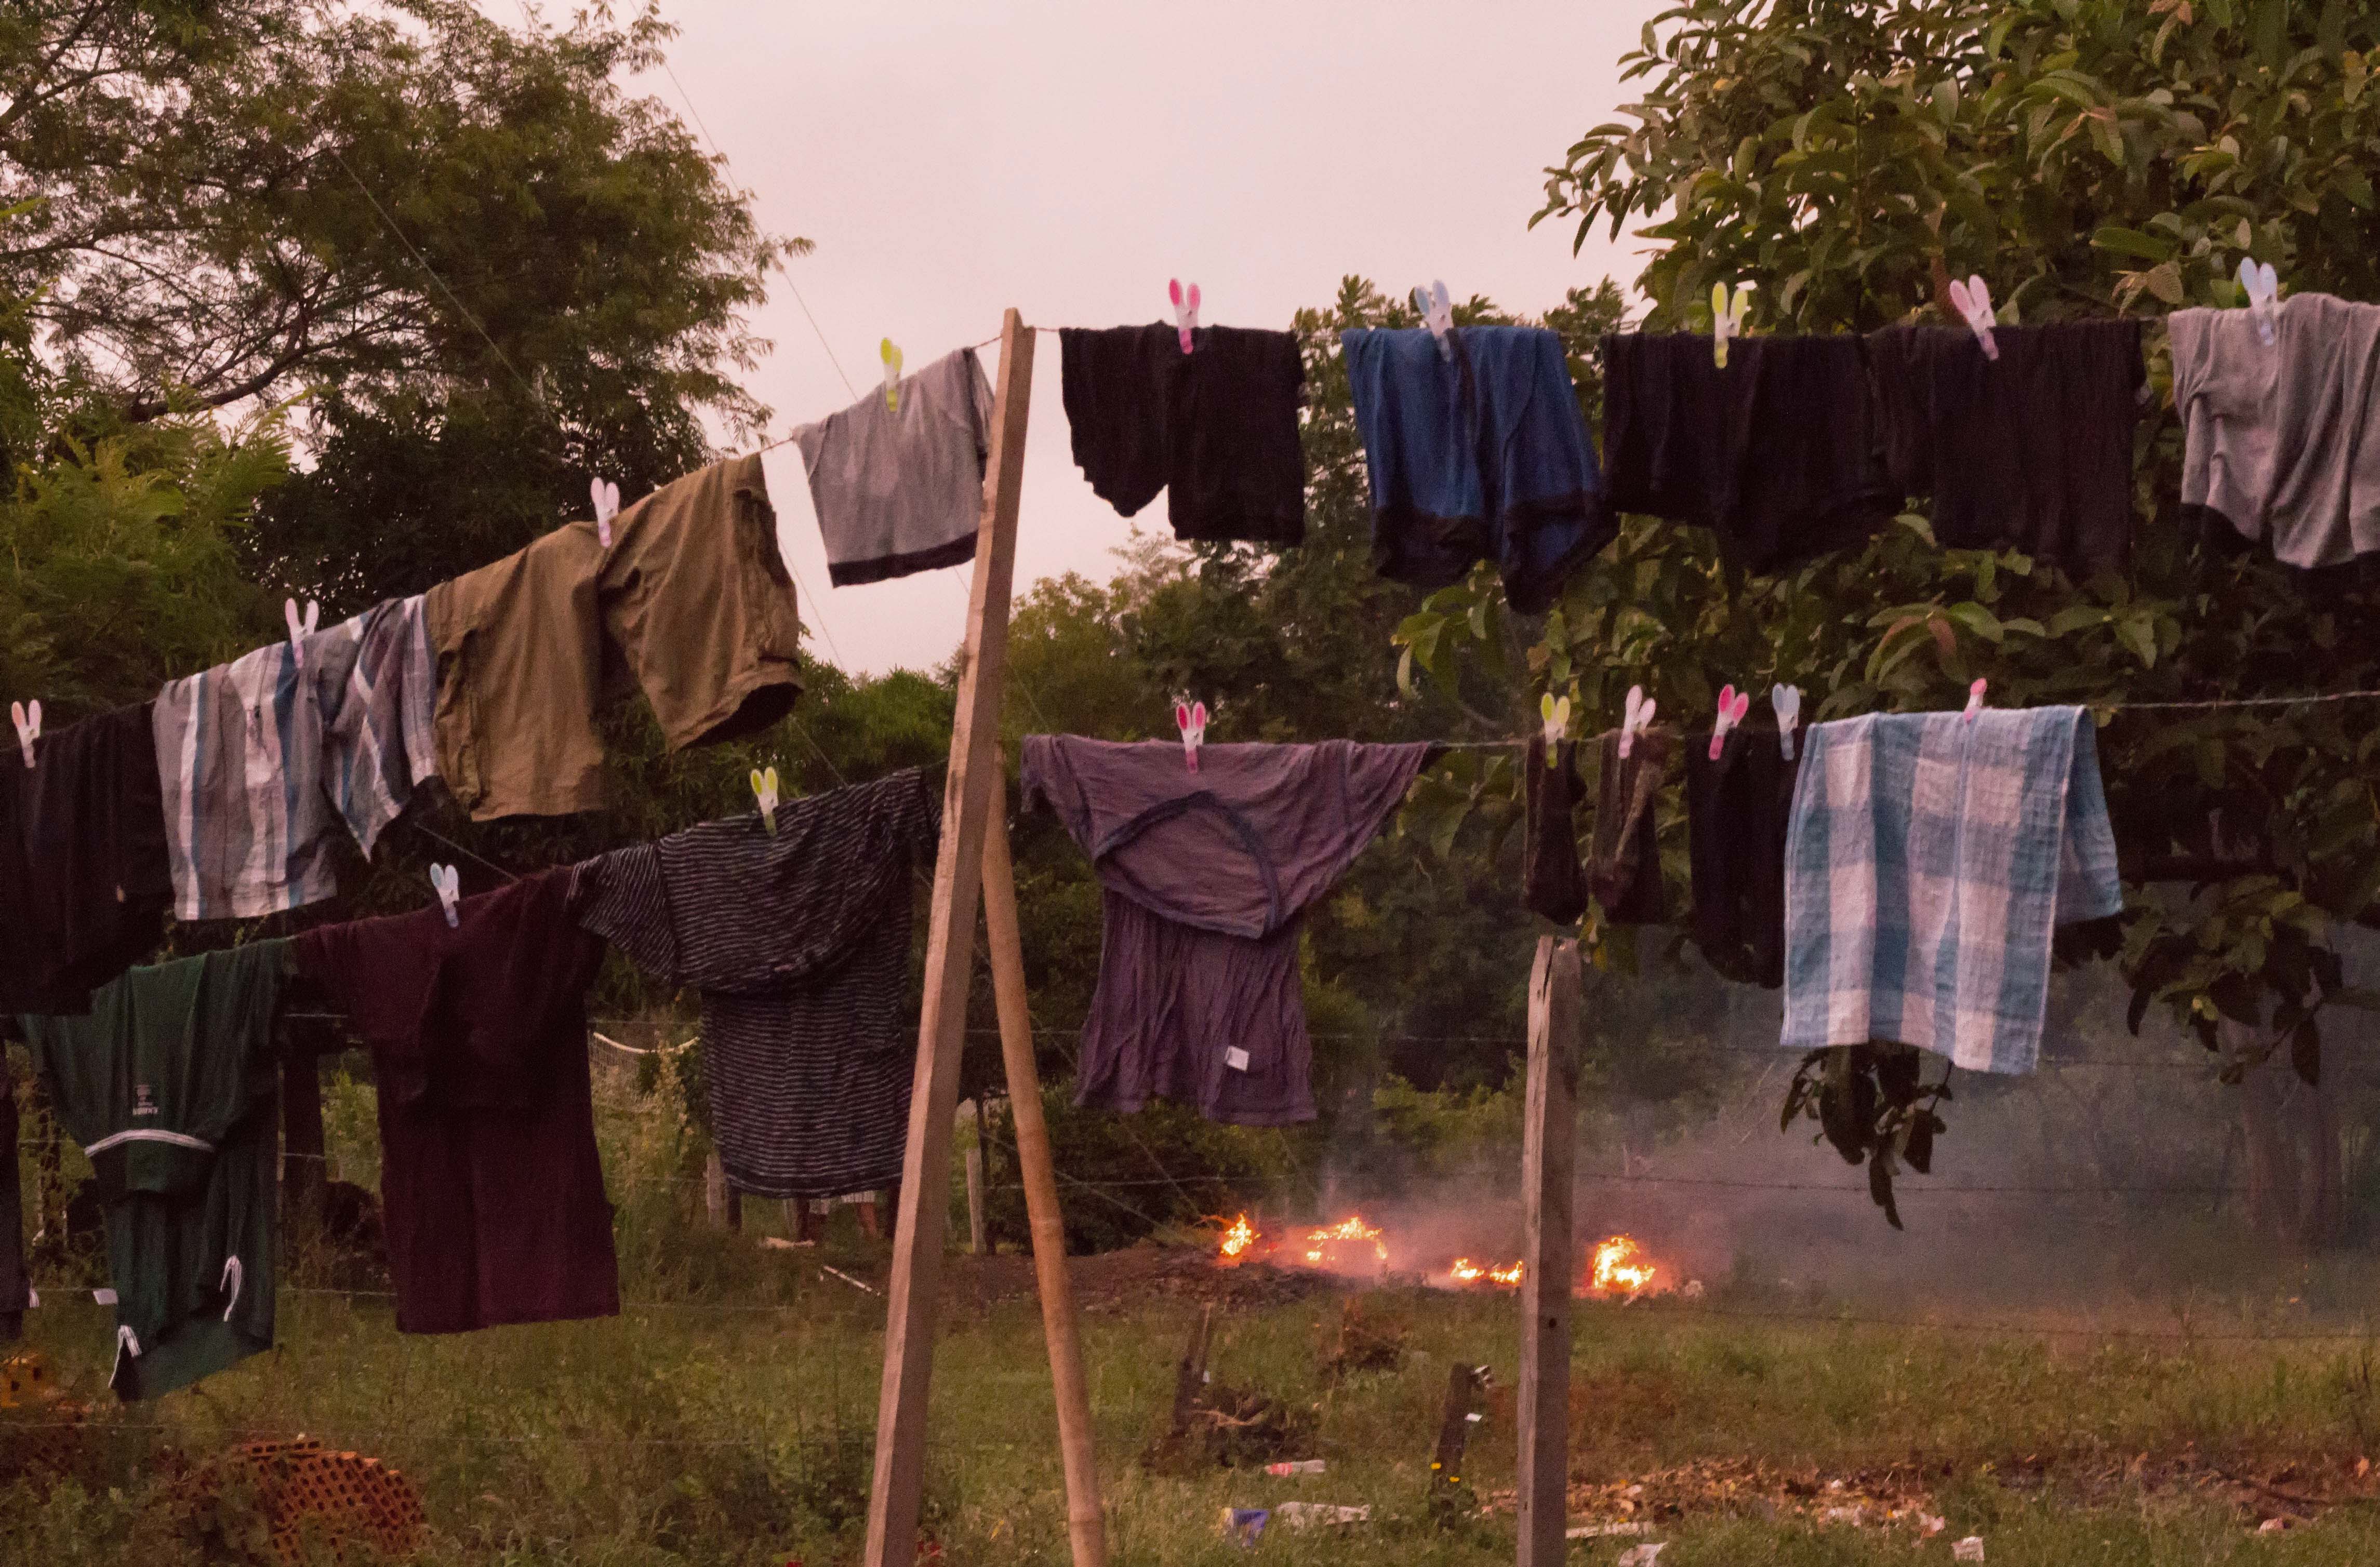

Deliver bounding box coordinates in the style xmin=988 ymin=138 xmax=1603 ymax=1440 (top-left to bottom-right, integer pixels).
xmin=1175 ymin=699 xmax=1207 ymax=773
xmin=1708 ymin=684 xmax=1751 ymax=761
xmin=751 ymin=766 xmax=781 ymax=834
xmin=10 ymin=700 xmax=38 ymax=768
xmin=284 ymin=598 xmax=319 ymax=667
xmin=1947 ymin=275 xmax=1999 ymax=361
xmin=591 ymin=477 xmax=620 ymax=550
xmin=1539 ymin=692 xmax=1571 ymax=763
xmin=880 ymin=338 xmax=903 ymax=412
xmin=1412 ymin=279 xmax=1454 ymax=360
xmin=2238 ymin=257 xmax=2279 ymax=346
xmin=1169 ymin=278 xmax=1201 ymax=354
xmin=429 ymin=863 xmax=461 ymax=928
xmin=1771 ymin=685 xmax=1802 ymax=761
xmin=1619 ymin=685 xmax=1657 ymax=760
xmin=1711 ymin=281 xmax=1752 ymax=368
xmin=1963 ymin=677 xmax=1988 ymax=725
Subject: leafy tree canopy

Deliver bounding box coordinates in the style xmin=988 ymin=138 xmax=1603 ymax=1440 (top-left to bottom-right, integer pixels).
xmin=1403 ymin=0 xmax=2380 ymax=1090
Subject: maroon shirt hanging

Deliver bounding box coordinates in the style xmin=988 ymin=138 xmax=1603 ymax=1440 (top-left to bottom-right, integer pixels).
xmin=292 ymin=868 xmax=618 ymax=1333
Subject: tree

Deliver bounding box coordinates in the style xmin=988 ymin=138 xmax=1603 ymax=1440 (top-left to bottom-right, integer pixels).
xmin=6 ymin=1 xmax=797 ymax=607
xmin=1400 ymin=0 xmax=2380 ymax=1241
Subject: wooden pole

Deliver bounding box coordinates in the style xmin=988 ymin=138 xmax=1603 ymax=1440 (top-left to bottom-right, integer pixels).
xmin=863 ymin=308 xmax=1035 ymax=1567
xmin=982 ymin=791 xmax=1109 ymax=1567
xmin=281 ymin=1046 xmax=328 ymax=1240
xmin=1518 ymin=936 xmax=1582 ymax=1567
xmin=959 ymin=1100 xmax=988 ymax=1256
xmin=1428 ymin=1361 xmax=1486 ymax=1507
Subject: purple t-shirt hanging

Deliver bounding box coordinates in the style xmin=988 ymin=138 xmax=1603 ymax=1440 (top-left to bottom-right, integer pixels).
xmin=1020 ymin=737 xmax=1430 ymax=1126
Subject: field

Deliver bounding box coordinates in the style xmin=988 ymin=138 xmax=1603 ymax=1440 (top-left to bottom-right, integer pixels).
xmin=10 ymin=1052 xmax=2380 ymax=1565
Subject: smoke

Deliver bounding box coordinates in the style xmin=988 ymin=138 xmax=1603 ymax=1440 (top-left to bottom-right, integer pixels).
xmin=1297 ymin=934 xmax=2380 ymax=1320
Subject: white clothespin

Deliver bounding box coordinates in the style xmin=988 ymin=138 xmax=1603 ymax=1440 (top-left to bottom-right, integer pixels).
xmin=751 ymin=766 xmax=781 ymax=834
xmin=1963 ymin=677 xmax=1988 ymax=725
xmin=2239 ymin=257 xmax=2279 ymax=346
xmin=1771 ymin=685 xmax=1802 ymax=761
xmin=1539 ymin=692 xmax=1571 ymax=762
xmin=880 ymin=338 xmax=903 ymax=412
xmin=1711 ymin=282 xmax=1751 ymax=368
xmin=284 ymin=598 xmax=319 ymax=667
xmin=1169 ymin=278 xmax=1201 ymax=354
xmin=429 ymin=863 xmax=461 ymax=928
xmin=219 ymin=1255 xmax=243 ymax=1320
xmin=10 ymin=700 xmax=38 ymax=768
xmin=1412 ymin=279 xmax=1454 ymax=360
xmin=1948 ymin=275 xmax=1999 ymax=361
xmin=591 ymin=477 xmax=620 ymax=550
xmin=1619 ymin=685 xmax=1657 ymax=760
xmin=1175 ymin=700 xmax=1207 ymax=773
xmin=1707 ymin=684 xmax=1750 ymax=761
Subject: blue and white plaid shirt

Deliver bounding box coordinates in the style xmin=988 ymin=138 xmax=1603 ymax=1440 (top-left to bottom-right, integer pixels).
xmin=1781 ymin=706 xmax=2122 ymax=1076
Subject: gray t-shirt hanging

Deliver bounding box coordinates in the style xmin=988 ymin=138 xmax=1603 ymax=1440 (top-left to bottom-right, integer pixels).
xmin=571 ymin=769 xmax=940 ymax=1198
xmin=1020 ymin=736 xmax=1430 ymax=1126
xmin=2170 ymin=293 xmax=2380 ymax=568
xmin=793 ymin=347 xmax=994 ymax=585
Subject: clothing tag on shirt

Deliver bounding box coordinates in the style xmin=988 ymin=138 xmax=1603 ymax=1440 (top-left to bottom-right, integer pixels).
xmin=92 ymin=1289 xmax=117 ymax=1306
xmin=132 ymin=1084 xmax=158 ymax=1118
xmin=1224 ymin=1046 xmax=1251 ymax=1072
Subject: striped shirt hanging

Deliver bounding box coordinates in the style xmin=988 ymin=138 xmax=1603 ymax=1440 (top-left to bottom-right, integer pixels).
xmin=572 ymin=768 xmax=941 ymax=1200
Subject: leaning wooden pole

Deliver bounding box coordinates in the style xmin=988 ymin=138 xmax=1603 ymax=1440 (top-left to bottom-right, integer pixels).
xmin=1517 ymin=936 xmax=1583 ymax=1567
xmin=982 ymin=778 xmax=1109 ymax=1567
xmin=863 ymin=309 xmax=1035 ymax=1567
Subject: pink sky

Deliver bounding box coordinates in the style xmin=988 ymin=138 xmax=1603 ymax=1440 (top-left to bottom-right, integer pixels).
xmin=619 ymin=1 xmax=1663 ymax=674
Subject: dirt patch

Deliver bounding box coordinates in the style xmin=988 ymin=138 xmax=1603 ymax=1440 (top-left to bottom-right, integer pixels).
xmin=1482 ymin=1452 xmax=2380 ymax=1535
xmin=930 ymin=1243 xmax=1337 ymax=1316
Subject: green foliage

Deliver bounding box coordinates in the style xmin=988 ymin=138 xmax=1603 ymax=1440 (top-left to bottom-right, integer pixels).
xmin=0 ymin=417 xmax=289 ymax=717
xmin=1396 ymin=0 xmax=2380 ymax=1080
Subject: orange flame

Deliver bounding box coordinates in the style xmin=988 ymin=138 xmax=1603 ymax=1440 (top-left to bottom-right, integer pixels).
xmin=1590 ymin=1234 xmax=1658 ymax=1294
xmin=1301 ymin=1215 xmax=1388 ymax=1267
xmin=1489 ymin=1260 xmax=1524 ymax=1287
xmin=1446 ymin=1256 xmax=1525 ymax=1288
xmin=1448 ymin=1257 xmax=1483 ymax=1283
xmin=1217 ymin=1213 xmax=1258 ymax=1263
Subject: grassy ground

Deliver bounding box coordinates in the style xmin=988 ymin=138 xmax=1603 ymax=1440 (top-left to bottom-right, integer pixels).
xmin=10 ymin=1056 xmax=2380 ymax=1563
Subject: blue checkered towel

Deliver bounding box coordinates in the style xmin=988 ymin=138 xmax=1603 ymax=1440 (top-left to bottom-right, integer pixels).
xmin=1780 ymin=707 xmax=2122 ymax=1075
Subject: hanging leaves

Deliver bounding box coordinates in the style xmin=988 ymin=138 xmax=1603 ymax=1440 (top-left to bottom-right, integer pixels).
xmin=1780 ymin=1044 xmax=1953 ymax=1231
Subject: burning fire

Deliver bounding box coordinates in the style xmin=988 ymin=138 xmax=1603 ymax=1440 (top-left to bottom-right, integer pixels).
xmin=1447 ymin=1258 xmax=1526 ymax=1288
xmin=1303 ymin=1216 xmax=1389 ymax=1267
xmin=1217 ymin=1213 xmax=1258 ymax=1264
xmin=1589 ymin=1233 xmax=1659 ymax=1295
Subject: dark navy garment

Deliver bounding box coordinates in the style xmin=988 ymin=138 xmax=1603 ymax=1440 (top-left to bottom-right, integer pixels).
xmin=1341 ymin=326 xmax=1611 ymax=613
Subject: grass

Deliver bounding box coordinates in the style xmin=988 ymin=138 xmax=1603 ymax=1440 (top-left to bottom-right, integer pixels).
xmin=11 ymin=1053 xmax=2380 ymax=1563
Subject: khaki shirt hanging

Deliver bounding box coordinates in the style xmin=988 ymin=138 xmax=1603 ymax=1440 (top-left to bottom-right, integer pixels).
xmin=426 ymin=453 xmax=803 ymax=821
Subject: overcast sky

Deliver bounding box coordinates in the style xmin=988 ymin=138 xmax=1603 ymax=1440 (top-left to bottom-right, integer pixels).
xmin=611 ymin=1 xmax=1665 ymax=674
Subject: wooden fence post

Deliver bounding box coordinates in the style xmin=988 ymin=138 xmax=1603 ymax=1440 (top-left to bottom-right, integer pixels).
xmin=982 ymin=781 xmax=1108 ymax=1567
xmin=1518 ymin=936 xmax=1583 ymax=1566
xmin=862 ymin=308 xmax=1035 ymax=1567
xmin=959 ymin=1100 xmax=988 ymax=1256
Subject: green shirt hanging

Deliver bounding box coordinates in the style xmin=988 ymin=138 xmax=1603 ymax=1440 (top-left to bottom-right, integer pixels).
xmin=21 ymin=941 xmax=289 ymax=1400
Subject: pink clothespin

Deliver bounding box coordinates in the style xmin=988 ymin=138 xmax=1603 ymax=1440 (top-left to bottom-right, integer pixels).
xmin=429 ymin=863 xmax=461 ymax=928
xmin=284 ymin=598 xmax=320 ymax=667
xmin=2238 ymin=257 xmax=2279 ymax=346
xmin=592 ymin=477 xmax=621 ymax=549
xmin=10 ymin=700 xmax=39 ymax=768
xmin=1619 ymin=685 xmax=1656 ymax=760
xmin=1948 ymin=275 xmax=1999 ymax=361
xmin=1169 ymin=279 xmax=1201 ymax=354
xmin=1412 ymin=280 xmax=1454 ymax=360
xmin=1962 ymin=678 xmax=1988 ymax=724
xmin=1771 ymin=685 xmax=1802 ymax=761
xmin=1175 ymin=700 xmax=1207 ymax=772
xmin=1707 ymin=684 xmax=1751 ymax=761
